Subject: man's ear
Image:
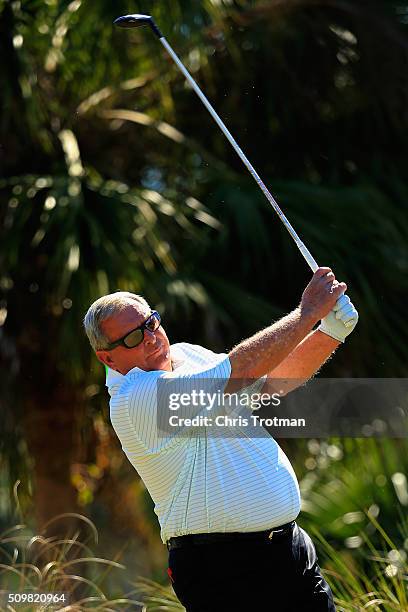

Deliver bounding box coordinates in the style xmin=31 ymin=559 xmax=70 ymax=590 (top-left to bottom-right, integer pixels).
xmin=96 ymin=350 xmax=117 ymax=370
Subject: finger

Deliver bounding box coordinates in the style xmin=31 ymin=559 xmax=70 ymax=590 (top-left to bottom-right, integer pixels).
xmin=329 ymin=282 xmax=346 ymax=297
xmin=322 ymin=279 xmax=338 ymax=292
xmin=335 ymin=300 xmax=353 ymax=319
xmin=320 ymin=272 xmax=336 ymax=286
xmin=337 ymin=305 xmax=356 ymax=321
xmin=336 ymin=307 xmax=357 ymax=321
xmin=340 ymin=307 xmax=358 ymax=325
xmin=314 ymin=267 xmax=332 ymax=279
xmin=333 ymin=294 xmax=350 ymax=312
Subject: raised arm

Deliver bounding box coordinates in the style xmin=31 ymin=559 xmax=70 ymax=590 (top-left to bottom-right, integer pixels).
xmin=227 ymin=267 xmax=346 ymax=383
xmin=265 ymin=294 xmax=358 ymax=394
xmin=265 ymin=329 xmax=339 ymax=394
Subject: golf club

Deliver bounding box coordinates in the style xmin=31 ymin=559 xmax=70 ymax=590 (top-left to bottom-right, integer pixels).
xmin=114 ymin=13 xmax=321 ymax=273
xmin=115 ymin=15 xmax=355 ymax=321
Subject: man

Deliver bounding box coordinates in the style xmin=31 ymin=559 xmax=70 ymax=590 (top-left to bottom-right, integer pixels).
xmin=83 ymin=267 xmax=358 ymax=612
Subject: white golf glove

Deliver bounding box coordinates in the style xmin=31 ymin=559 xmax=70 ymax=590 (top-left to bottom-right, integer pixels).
xmin=318 ymin=294 xmax=358 ymax=343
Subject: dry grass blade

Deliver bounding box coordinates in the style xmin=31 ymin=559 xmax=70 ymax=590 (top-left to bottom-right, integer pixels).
xmin=0 ymin=562 xmax=42 ymax=582
xmin=0 ymin=545 xmax=19 ymax=564
xmin=37 ymin=533 xmax=89 ymax=570
xmin=31 ymin=538 xmax=94 ymax=567
xmin=49 ymin=539 xmax=94 ymax=556
xmin=133 ymin=577 xmax=184 ymax=611
xmin=0 ymin=514 xmax=150 ymax=610
xmin=44 ymin=571 xmax=108 ymax=600
xmin=42 ymin=560 xmax=62 ymax=580
xmin=40 ymin=514 xmax=99 ymax=544
xmin=93 ymin=598 xmax=145 ymax=610
xmin=56 ymin=557 xmax=125 ymax=571
xmin=0 ymin=562 xmax=37 ymax=586
xmin=12 ymin=480 xmax=23 ymax=521
xmin=24 ymin=535 xmax=61 ymax=566
xmin=2 ymin=536 xmax=41 ymax=546
xmin=95 ymin=541 xmax=130 ymax=588
xmin=56 ymin=596 xmax=107 ymax=611
xmin=0 ymin=525 xmax=26 ymax=540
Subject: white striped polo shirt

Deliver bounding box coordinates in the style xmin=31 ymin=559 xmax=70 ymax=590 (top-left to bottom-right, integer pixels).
xmin=107 ymin=342 xmax=301 ymax=543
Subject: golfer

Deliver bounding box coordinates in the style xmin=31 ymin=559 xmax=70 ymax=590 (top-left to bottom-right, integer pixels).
xmin=84 ymin=267 xmax=358 ymax=612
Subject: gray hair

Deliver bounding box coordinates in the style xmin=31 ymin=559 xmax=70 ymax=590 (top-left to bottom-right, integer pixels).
xmin=83 ymin=292 xmax=150 ymax=351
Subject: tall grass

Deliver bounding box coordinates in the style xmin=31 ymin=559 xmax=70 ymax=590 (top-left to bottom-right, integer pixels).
xmin=0 ymin=508 xmax=145 ymax=611
xmin=0 ymin=504 xmax=406 ymax=610
xmin=315 ymin=514 xmax=408 ymax=611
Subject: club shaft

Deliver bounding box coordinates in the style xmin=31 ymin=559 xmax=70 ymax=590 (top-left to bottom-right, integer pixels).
xmin=159 ymin=37 xmax=318 ymax=272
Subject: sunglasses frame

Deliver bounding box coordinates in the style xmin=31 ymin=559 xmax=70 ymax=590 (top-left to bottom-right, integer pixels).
xmin=104 ymin=310 xmax=161 ymax=350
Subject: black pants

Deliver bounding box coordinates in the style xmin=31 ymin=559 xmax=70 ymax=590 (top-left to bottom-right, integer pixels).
xmin=168 ymin=523 xmax=335 ymax=612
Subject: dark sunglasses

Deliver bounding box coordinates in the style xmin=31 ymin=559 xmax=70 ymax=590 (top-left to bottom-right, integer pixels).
xmin=104 ymin=311 xmax=161 ymax=350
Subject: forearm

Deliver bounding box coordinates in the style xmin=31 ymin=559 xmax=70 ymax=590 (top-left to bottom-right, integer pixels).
xmin=266 ymin=329 xmax=339 ymax=394
xmin=228 ymin=307 xmax=316 ymax=380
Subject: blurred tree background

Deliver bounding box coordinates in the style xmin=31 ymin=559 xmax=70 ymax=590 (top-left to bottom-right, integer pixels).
xmin=1 ymin=0 xmax=408 ymax=607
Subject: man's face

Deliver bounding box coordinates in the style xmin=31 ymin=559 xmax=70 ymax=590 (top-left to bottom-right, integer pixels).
xmin=96 ymin=300 xmax=172 ymax=375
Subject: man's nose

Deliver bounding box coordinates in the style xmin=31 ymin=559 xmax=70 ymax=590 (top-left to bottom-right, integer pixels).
xmin=144 ymin=329 xmax=157 ymax=344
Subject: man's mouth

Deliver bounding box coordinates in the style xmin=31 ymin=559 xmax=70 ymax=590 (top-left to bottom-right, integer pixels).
xmin=149 ymin=345 xmax=163 ymax=357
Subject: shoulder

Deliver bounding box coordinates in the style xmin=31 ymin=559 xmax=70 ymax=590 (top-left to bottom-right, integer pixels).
xmin=169 ymin=342 xmax=231 ymax=380
xmin=171 ymin=342 xmax=227 ymax=364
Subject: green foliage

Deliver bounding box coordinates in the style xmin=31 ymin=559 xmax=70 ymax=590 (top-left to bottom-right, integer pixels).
xmin=0 ymin=169 xmax=221 ymax=380
xmin=1 ymin=489 xmax=407 ymax=611
xmin=0 ymin=0 xmax=408 ymax=603
xmin=316 ymin=516 xmax=408 ymax=611
xmin=297 ymin=439 xmax=408 ymax=544
xmin=1 ymin=0 xmax=408 ymax=372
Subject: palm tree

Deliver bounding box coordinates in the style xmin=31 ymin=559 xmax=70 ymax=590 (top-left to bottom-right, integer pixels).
xmin=0 ymin=0 xmax=225 ymax=535
xmin=1 ymin=0 xmax=407 ymax=552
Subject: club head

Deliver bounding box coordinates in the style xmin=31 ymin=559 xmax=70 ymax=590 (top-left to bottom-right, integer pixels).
xmin=114 ymin=14 xmax=163 ymax=38
xmin=114 ymin=14 xmax=151 ymax=28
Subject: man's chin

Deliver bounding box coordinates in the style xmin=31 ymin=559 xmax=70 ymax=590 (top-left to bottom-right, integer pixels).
xmin=148 ymin=348 xmax=171 ymax=370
